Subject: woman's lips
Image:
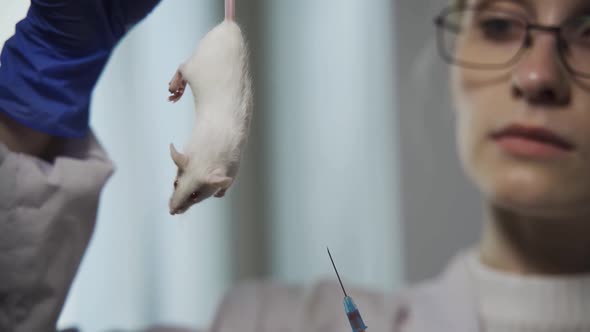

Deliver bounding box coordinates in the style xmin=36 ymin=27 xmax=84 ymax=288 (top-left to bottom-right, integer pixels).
xmin=490 ymin=124 xmax=575 ymax=158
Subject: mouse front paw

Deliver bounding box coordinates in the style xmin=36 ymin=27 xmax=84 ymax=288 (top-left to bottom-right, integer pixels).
xmin=168 ymin=69 xmax=187 ymax=103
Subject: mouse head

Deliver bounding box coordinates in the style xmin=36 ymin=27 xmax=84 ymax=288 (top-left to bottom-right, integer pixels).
xmin=168 ymin=143 xmax=233 ymax=215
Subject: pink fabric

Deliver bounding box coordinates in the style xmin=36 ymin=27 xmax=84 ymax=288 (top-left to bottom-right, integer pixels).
xmin=203 ymin=252 xmax=479 ymax=332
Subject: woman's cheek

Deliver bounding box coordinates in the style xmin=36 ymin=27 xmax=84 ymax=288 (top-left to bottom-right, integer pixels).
xmin=452 ymin=75 xmax=501 ymax=197
xmin=456 ymin=103 xmax=481 ymax=186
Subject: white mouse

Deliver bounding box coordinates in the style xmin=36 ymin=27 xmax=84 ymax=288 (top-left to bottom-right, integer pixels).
xmin=167 ymin=0 xmax=253 ymax=215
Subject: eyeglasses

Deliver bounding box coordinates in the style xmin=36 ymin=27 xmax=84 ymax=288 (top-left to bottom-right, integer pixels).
xmin=433 ymin=4 xmax=590 ymax=78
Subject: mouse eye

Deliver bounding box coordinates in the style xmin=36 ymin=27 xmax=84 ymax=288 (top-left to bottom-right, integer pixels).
xmin=190 ymin=191 xmax=199 ymax=200
xmin=174 ymin=179 xmax=178 ymax=188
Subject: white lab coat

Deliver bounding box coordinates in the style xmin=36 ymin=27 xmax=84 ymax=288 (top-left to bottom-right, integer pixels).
xmin=0 ymin=132 xmax=114 ymax=332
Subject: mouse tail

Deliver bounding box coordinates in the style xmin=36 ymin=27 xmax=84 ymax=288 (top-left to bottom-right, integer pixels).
xmin=225 ymin=0 xmax=235 ymax=21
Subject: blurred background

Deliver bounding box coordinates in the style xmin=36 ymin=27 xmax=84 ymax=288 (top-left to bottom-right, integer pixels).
xmin=1 ymin=0 xmax=481 ymax=331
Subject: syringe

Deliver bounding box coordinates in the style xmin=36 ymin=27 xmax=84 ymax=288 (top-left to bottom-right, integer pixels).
xmin=327 ymin=247 xmax=368 ymax=332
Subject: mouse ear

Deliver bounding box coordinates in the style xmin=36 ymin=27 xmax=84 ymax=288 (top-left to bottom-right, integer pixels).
xmin=169 ymin=143 xmax=189 ymax=169
xmin=207 ymin=170 xmax=233 ymax=189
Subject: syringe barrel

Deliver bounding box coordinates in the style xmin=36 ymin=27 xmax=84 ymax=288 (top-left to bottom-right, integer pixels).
xmin=344 ymin=296 xmax=367 ymax=332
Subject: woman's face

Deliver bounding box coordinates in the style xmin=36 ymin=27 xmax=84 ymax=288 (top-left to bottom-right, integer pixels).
xmin=453 ymin=0 xmax=590 ymax=218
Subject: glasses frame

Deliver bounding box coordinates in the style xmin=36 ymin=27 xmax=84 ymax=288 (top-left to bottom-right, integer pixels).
xmin=433 ymin=4 xmax=590 ymax=78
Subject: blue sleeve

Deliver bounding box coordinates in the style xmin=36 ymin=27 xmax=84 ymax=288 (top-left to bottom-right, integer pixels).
xmin=0 ymin=0 xmax=161 ymax=138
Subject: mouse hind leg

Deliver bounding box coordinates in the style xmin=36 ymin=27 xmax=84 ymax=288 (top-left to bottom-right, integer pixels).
xmin=168 ymin=67 xmax=188 ymax=103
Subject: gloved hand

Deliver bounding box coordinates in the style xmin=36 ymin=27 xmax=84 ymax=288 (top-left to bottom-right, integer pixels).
xmin=0 ymin=0 xmax=161 ymax=138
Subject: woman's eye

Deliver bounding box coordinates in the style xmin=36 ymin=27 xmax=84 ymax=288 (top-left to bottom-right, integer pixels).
xmin=573 ymin=19 xmax=590 ymax=39
xmin=560 ymin=17 xmax=590 ymax=47
xmin=477 ymin=17 xmax=521 ymax=41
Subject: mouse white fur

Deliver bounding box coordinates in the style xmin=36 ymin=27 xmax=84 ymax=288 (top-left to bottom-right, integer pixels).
xmin=167 ymin=15 xmax=252 ymax=215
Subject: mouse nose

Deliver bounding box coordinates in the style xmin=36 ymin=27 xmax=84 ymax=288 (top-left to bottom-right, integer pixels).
xmin=169 ymin=200 xmax=178 ymax=215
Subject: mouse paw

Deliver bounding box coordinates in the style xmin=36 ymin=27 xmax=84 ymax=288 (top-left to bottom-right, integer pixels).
xmin=168 ymin=69 xmax=187 ymax=103
xmin=214 ymin=188 xmax=227 ymax=198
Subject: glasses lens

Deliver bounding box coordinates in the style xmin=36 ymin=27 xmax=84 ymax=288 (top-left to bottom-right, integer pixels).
xmin=438 ymin=8 xmax=526 ymax=68
xmin=562 ymin=16 xmax=590 ymax=76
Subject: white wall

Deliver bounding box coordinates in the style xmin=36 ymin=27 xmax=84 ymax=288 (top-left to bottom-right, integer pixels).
xmin=263 ymin=0 xmax=402 ymax=291
xmin=393 ymin=0 xmax=482 ymax=282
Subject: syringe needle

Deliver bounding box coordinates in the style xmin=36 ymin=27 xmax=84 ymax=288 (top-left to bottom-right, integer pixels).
xmin=327 ymin=247 xmax=368 ymax=332
xmin=327 ymin=247 xmax=348 ymax=297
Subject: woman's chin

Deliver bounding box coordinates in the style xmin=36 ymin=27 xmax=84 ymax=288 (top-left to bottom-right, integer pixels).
xmin=488 ymin=189 xmax=560 ymax=218
xmin=477 ymin=165 xmax=590 ymax=218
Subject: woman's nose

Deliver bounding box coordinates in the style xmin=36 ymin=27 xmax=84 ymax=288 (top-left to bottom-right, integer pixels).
xmin=511 ymin=34 xmax=571 ymax=105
